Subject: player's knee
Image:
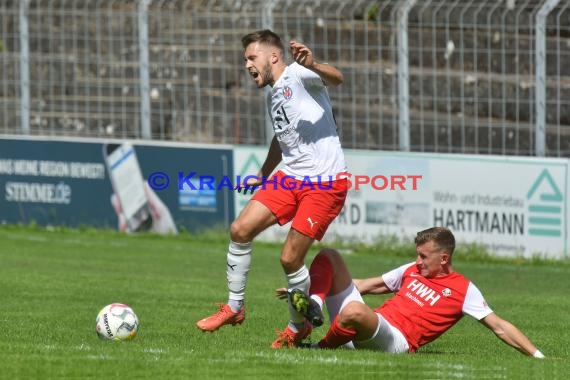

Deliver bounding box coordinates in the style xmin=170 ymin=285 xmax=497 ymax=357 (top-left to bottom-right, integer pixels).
xmin=339 ymin=301 xmax=368 ymax=325
xmin=230 ymin=220 xmax=252 ymax=243
xmin=315 ymin=248 xmax=345 ymax=269
xmin=280 ymin=255 xmax=303 ymax=273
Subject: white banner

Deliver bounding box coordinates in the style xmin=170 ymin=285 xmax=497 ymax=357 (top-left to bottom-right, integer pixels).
xmin=234 ymin=147 xmax=569 ymax=259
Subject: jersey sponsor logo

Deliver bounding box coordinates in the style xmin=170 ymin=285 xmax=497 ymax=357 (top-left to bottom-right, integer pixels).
xmin=405 ymin=291 xmax=425 ymax=307
xmin=276 ymin=125 xmax=296 ymax=140
xmin=406 ymin=279 xmax=441 ymax=306
xmin=274 ymin=105 xmax=290 ymax=131
xmin=283 ymin=86 xmax=293 ymax=100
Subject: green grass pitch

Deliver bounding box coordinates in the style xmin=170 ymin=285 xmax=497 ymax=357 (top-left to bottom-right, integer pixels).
xmin=0 ymin=225 xmax=568 ymax=379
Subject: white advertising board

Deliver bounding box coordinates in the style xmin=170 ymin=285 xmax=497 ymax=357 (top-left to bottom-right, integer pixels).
xmin=234 ymin=147 xmax=569 ymax=259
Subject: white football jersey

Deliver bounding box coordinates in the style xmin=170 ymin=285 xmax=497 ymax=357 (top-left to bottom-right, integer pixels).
xmin=268 ymin=62 xmax=347 ymax=181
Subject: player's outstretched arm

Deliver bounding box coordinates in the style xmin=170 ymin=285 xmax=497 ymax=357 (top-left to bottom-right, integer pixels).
xmin=353 ymin=276 xmax=392 ymax=296
xmin=479 ymin=313 xmax=545 ymax=358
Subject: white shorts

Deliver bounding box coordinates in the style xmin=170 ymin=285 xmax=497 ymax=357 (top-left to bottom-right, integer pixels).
xmin=325 ymin=282 xmax=409 ymax=353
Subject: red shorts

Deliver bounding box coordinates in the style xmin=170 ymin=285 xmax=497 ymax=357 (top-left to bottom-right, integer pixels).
xmin=251 ymin=170 xmax=347 ymax=240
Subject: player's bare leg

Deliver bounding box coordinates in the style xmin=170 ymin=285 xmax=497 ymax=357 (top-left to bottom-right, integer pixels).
xmin=311 ymin=301 xmax=379 ymax=348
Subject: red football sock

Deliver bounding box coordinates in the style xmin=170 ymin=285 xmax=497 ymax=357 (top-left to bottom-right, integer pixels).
xmin=309 ymin=253 xmax=334 ymax=303
xmin=318 ymin=314 xmax=357 ymax=349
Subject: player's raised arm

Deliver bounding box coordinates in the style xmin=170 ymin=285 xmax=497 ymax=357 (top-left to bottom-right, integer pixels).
xmin=479 ymin=313 xmax=545 ymax=358
xmin=289 ymin=41 xmax=343 ymax=86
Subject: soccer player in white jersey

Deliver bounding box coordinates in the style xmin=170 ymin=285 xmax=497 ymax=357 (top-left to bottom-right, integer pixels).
xmin=196 ymin=29 xmax=349 ymax=348
xmin=286 ymin=227 xmax=545 ymax=357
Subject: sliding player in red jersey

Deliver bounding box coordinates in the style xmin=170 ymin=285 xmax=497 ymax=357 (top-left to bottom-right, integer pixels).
xmin=286 ymin=227 xmax=545 ymax=358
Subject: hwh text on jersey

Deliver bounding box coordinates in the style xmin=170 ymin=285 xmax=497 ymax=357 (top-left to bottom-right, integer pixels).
xmin=406 ymin=279 xmax=441 ymax=306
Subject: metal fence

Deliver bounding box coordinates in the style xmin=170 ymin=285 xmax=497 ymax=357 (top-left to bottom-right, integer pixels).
xmin=0 ymin=0 xmax=568 ymax=156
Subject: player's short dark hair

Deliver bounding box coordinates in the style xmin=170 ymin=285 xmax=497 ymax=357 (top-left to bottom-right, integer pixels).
xmin=415 ymin=227 xmax=456 ymax=255
xmin=241 ymin=29 xmax=284 ymax=54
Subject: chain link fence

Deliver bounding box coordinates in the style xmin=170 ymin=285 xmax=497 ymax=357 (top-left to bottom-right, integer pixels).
xmin=0 ymin=0 xmax=568 ymax=156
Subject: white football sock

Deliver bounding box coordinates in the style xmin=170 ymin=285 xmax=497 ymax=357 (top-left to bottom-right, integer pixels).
xmin=226 ymin=241 xmax=252 ymax=311
xmin=228 ymin=299 xmax=243 ymax=313
xmin=286 ymin=265 xmax=310 ymax=324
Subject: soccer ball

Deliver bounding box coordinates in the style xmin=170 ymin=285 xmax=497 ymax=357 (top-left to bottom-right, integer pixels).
xmin=95 ymin=303 xmax=139 ymax=341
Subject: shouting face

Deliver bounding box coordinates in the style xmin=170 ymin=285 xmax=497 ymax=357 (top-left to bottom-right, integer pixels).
xmin=243 ymin=42 xmax=276 ymax=88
